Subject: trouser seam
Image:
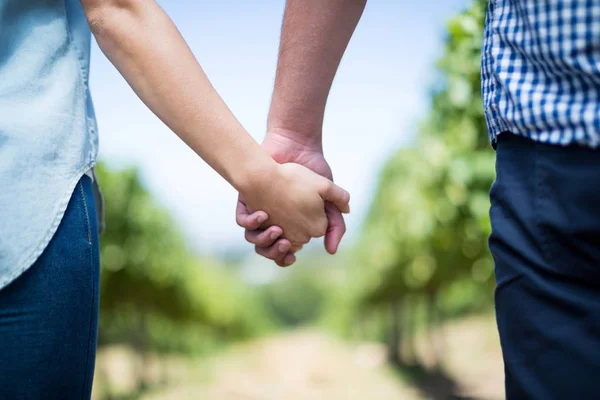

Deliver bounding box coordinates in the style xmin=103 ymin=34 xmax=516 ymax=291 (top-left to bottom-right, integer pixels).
xmin=79 ymin=181 xmax=92 ymax=245
xmin=80 ymin=181 xmax=97 ymax=400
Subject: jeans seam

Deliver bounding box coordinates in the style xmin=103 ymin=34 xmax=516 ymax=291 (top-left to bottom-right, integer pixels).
xmin=80 ymin=183 xmax=97 ymax=400
xmin=79 ymin=181 xmax=92 ymax=245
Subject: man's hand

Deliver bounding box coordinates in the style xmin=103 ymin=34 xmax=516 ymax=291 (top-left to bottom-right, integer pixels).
xmin=237 ymin=0 xmax=364 ymax=266
xmin=236 ymin=129 xmax=347 ymax=267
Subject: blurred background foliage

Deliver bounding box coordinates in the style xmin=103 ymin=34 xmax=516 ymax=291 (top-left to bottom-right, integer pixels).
xmin=319 ymin=0 xmax=494 ymax=363
xmin=95 ymin=164 xmax=275 ymax=395
xmin=97 ymin=163 xmax=274 ymax=352
xmin=94 ymin=1 xmax=499 ymax=398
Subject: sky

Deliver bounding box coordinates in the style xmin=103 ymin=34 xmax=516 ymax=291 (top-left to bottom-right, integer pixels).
xmin=90 ymin=0 xmax=470 ymax=257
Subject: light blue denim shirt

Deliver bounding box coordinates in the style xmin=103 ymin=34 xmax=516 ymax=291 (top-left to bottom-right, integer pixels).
xmin=0 ymin=0 xmax=99 ymax=289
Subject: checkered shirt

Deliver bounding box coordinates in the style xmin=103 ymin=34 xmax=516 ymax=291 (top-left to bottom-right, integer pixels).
xmin=481 ymin=0 xmax=600 ymax=147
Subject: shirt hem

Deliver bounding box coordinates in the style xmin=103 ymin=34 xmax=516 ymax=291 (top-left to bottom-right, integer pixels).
xmin=485 ymin=110 xmax=599 ymax=149
xmin=0 ymin=162 xmax=95 ymax=290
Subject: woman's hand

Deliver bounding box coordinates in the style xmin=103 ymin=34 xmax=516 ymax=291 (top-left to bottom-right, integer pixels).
xmin=237 ymin=130 xmax=347 ymax=266
xmin=239 ymin=163 xmax=350 ymax=250
xmin=81 ymin=0 xmax=348 ymax=255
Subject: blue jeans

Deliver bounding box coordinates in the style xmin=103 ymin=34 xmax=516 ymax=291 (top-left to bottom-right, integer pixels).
xmin=0 ymin=175 xmax=100 ymax=399
xmin=490 ymin=133 xmax=600 ymax=399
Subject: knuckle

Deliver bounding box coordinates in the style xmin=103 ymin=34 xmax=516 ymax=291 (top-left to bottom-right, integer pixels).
xmin=290 ymin=231 xmax=310 ymax=245
xmin=256 ymin=245 xmax=276 ymax=261
xmin=269 ymin=248 xmax=283 ymax=260
xmin=290 ymin=244 xmax=303 ymax=253
xmin=300 ymin=234 xmax=310 ymax=245
xmin=343 ymin=190 xmax=350 ymax=204
xmin=236 ymin=216 xmax=244 ymax=227
xmin=287 ymin=232 xmax=301 ymax=244
xmin=319 ymin=221 xmax=329 ymax=237
xmin=311 ymin=222 xmax=328 ymax=238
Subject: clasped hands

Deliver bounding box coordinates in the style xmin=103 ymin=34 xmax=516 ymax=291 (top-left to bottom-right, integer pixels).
xmin=235 ymin=130 xmax=349 ymax=267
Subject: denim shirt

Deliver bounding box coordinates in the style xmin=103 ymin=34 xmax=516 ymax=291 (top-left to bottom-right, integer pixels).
xmin=0 ymin=0 xmax=99 ymax=289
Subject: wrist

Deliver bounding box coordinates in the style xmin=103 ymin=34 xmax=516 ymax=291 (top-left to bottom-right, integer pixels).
xmin=264 ymin=127 xmax=323 ymax=153
xmin=232 ymin=153 xmax=279 ymax=199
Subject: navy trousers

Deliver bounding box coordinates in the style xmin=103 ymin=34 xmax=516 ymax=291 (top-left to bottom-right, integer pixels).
xmin=490 ymin=133 xmax=600 ymax=399
xmin=0 ymin=175 xmax=100 ymax=399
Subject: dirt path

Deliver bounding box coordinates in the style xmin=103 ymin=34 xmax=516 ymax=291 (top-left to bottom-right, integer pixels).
xmin=143 ymin=331 xmax=421 ymax=400
xmin=95 ymin=316 xmax=504 ymax=400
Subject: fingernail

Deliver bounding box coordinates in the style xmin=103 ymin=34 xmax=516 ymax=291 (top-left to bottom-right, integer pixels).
xmin=270 ymin=232 xmax=279 ymax=240
xmin=278 ymin=243 xmax=289 ymax=253
xmin=256 ymin=216 xmax=264 ymax=224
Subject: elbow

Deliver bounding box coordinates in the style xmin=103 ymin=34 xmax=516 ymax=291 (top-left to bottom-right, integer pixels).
xmin=80 ymin=0 xmax=144 ymax=37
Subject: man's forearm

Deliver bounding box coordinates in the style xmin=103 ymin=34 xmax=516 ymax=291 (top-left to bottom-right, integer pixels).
xmin=268 ymin=0 xmax=367 ymax=146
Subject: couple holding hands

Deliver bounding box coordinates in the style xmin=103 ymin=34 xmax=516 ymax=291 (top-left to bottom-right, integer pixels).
xmin=94 ymin=0 xmax=364 ymax=266
xmin=4 ymin=0 xmax=600 ymax=399
xmin=0 ymin=0 xmax=365 ymax=398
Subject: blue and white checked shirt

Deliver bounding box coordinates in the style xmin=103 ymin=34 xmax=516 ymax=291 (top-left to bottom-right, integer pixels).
xmin=482 ymin=0 xmax=600 ymax=147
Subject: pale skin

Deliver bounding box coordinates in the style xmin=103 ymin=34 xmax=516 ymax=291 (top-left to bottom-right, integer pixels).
xmin=80 ymin=0 xmax=350 ymax=247
xmin=237 ymin=0 xmax=368 ymax=266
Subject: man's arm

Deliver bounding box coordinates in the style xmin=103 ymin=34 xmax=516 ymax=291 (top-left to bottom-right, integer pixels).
xmin=268 ymin=0 xmax=367 ymax=144
xmin=239 ymin=0 xmax=367 ymax=265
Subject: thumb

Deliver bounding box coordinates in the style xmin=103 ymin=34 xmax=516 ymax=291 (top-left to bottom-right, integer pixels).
xmin=324 ymin=202 xmax=346 ymax=254
xmin=319 ymin=180 xmax=350 ymax=214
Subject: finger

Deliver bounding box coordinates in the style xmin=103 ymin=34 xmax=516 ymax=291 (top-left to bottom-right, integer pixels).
xmin=255 ymin=238 xmax=292 ymax=262
xmin=289 ymin=244 xmax=304 ymax=253
xmin=319 ymin=181 xmax=350 ymax=214
xmin=324 ymin=201 xmax=346 ymax=254
xmin=245 ymin=226 xmax=283 ymax=247
xmin=280 ymin=253 xmax=297 ymax=267
xmin=236 ymin=196 xmax=268 ymax=229
xmin=274 ymin=251 xmax=297 ymax=267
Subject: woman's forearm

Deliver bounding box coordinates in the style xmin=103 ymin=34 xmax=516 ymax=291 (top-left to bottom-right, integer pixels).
xmin=82 ymin=0 xmax=274 ymax=191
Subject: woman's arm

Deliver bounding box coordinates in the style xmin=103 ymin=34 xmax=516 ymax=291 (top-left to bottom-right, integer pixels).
xmin=81 ymin=0 xmax=350 ymax=247
xmin=82 ymin=0 xmax=268 ymax=189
